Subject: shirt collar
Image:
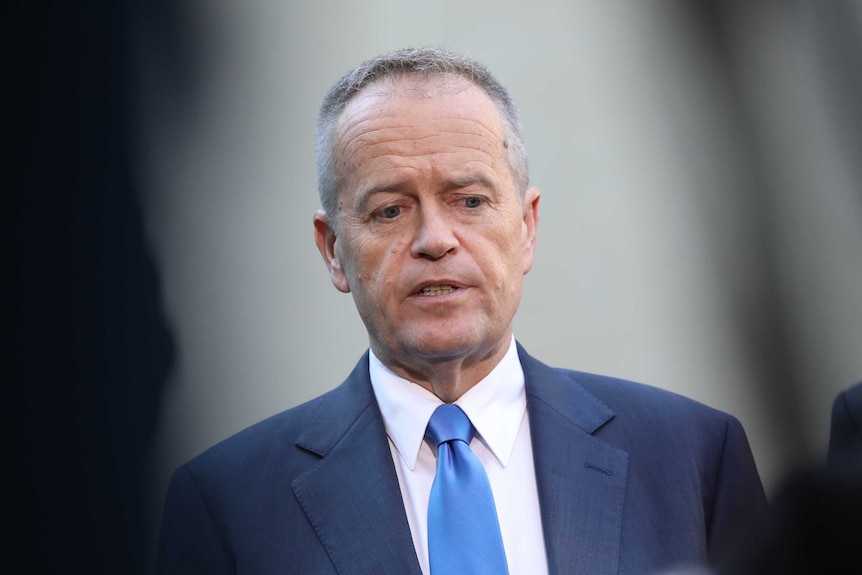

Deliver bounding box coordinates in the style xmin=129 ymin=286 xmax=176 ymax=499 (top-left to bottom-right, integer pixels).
xmin=369 ymin=337 xmax=526 ymax=470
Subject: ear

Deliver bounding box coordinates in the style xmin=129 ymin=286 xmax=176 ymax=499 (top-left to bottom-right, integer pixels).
xmin=520 ymin=186 xmax=540 ymax=275
xmin=313 ymin=209 xmax=350 ymax=293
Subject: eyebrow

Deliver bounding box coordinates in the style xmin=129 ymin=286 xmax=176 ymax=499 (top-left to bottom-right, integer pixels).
xmin=355 ymin=181 xmax=407 ymax=209
xmin=355 ymin=173 xmax=497 ymax=210
xmin=447 ymin=174 xmax=495 ymax=190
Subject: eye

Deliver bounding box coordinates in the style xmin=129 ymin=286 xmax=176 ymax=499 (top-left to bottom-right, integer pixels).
xmin=462 ymin=196 xmax=483 ymax=208
xmin=377 ymin=205 xmax=402 ymax=219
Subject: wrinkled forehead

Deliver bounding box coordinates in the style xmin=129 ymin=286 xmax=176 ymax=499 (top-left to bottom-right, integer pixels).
xmin=333 ymin=73 xmax=506 ymax=161
xmin=339 ymin=74 xmax=497 ymax=134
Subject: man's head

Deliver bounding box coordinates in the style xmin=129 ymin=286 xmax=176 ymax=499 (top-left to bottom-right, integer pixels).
xmin=313 ymin=48 xmax=539 ymax=396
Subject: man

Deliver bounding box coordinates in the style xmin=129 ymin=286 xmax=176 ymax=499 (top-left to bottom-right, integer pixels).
xmin=827 ymin=381 xmax=862 ymax=467
xmin=157 ymin=48 xmax=767 ymax=575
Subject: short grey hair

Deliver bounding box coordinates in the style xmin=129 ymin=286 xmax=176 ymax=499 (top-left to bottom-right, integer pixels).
xmin=316 ymin=47 xmax=530 ymax=220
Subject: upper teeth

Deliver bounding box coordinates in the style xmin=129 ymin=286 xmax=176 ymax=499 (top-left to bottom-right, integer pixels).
xmin=420 ymin=285 xmax=455 ymax=296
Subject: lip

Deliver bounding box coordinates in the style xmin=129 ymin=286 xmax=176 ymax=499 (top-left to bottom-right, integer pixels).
xmin=410 ymin=279 xmax=468 ymax=298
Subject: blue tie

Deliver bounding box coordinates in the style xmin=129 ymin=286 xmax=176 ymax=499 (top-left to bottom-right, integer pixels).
xmin=426 ymin=404 xmax=509 ymax=575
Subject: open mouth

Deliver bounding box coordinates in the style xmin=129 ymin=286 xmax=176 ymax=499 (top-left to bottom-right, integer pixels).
xmin=416 ymin=285 xmax=457 ymax=297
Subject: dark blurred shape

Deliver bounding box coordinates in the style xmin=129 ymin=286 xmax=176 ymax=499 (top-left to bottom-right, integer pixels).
xmin=715 ymin=465 xmax=862 ymax=575
xmin=715 ymin=384 xmax=862 ymax=575
xmin=827 ymin=382 xmax=862 ymax=467
xmin=3 ymin=1 xmax=182 ymax=573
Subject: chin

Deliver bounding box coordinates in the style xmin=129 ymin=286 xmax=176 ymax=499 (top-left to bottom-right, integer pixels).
xmin=399 ymin=328 xmax=499 ymax=362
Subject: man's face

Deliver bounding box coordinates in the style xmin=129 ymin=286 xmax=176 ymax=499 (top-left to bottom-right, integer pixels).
xmin=314 ymin=76 xmax=539 ymax=374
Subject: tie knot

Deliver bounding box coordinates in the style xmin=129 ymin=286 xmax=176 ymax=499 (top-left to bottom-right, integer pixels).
xmin=426 ymin=403 xmax=474 ymax=446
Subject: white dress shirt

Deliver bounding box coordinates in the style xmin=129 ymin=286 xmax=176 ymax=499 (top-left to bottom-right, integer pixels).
xmin=369 ymin=338 xmax=549 ymax=575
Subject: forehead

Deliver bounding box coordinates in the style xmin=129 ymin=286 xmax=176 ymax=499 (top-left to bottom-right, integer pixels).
xmin=341 ymin=73 xmax=502 ymax=126
xmin=333 ymin=75 xmax=508 ymax=181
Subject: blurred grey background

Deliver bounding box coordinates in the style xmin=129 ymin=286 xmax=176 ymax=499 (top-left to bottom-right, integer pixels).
xmin=140 ymin=0 xmax=862 ymax=554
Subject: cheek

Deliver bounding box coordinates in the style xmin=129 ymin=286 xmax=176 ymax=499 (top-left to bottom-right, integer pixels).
xmin=338 ymin=228 xmax=377 ymax=273
xmin=486 ymin=225 xmax=524 ymax=269
xmin=378 ymin=239 xmax=411 ymax=286
xmin=352 ymin=237 xmax=409 ymax=297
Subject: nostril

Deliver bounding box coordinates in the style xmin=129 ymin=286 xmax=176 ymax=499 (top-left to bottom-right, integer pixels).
xmin=410 ymin=223 xmax=459 ymax=260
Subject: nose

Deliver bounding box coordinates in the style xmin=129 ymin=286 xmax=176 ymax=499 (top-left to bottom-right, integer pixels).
xmin=410 ymin=204 xmax=459 ymax=260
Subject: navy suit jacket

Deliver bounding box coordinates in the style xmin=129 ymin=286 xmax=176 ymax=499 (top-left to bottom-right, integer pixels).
xmin=827 ymin=381 xmax=862 ymax=467
xmin=157 ymin=345 xmax=766 ymax=574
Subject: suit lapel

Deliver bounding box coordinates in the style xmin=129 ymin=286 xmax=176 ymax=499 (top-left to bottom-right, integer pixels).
xmin=291 ymin=354 xmax=422 ymax=575
xmin=520 ymin=346 xmax=629 ymax=575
